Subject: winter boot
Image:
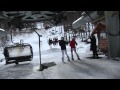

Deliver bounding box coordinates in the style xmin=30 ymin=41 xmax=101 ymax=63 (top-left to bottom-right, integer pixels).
xmin=71 ymin=58 xmax=74 ymax=61
xmin=78 ymin=57 xmax=81 ymax=60
xmin=96 ymin=54 xmax=98 ymax=58
xmin=67 ymin=56 xmax=70 ymax=61
xmin=62 ymin=57 xmax=64 ymax=62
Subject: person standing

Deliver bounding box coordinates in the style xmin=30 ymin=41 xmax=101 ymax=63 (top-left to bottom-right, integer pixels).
xmin=48 ymin=38 xmax=52 ymax=49
xmin=70 ymin=38 xmax=80 ymax=60
xmin=59 ymin=37 xmax=70 ymax=62
xmin=89 ymin=34 xmax=98 ymax=58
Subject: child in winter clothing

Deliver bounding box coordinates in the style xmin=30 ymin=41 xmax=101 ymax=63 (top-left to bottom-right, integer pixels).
xmin=70 ymin=38 xmax=80 ymax=60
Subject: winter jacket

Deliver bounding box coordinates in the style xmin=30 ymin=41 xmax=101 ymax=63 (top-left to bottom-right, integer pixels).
xmin=90 ymin=36 xmax=97 ymax=50
xmin=59 ymin=40 xmax=67 ymax=50
xmin=70 ymin=40 xmax=77 ymax=48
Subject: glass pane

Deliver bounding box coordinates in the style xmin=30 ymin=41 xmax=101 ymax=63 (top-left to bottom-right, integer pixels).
xmin=100 ymin=32 xmax=107 ymax=39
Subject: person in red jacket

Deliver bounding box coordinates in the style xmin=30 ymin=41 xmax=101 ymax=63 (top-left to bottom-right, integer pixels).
xmin=70 ymin=38 xmax=80 ymax=60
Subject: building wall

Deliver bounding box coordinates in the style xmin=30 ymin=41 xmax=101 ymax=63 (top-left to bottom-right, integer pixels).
xmin=105 ymin=11 xmax=120 ymax=58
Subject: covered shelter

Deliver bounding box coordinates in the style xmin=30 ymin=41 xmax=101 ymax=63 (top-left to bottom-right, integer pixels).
xmin=92 ymin=22 xmax=108 ymax=53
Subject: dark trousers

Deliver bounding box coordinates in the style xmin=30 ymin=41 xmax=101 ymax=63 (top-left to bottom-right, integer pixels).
xmin=93 ymin=49 xmax=98 ymax=57
xmin=71 ymin=48 xmax=80 ymax=59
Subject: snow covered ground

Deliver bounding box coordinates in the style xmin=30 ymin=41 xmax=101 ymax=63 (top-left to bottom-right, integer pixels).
xmin=0 ymin=27 xmax=120 ymax=79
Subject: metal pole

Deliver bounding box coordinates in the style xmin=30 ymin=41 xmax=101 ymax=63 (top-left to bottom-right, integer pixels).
xmin=85 ymin=11 xmax=94 ymax=21
xmin=10 ymin=26 xmax=14 ymax=43
xmin=26 ymin=23 xmax=43 ymax=71
xmin=118 ymin=11 xmax=120 ymax=57
xmin=39 ymin=35 xmax=42 ymax=70
xmin=35 ymin=33 xmax=43 ymax=71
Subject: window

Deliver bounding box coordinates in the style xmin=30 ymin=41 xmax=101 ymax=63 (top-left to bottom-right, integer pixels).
xmin=100 ymin=31 xmax=107 ymax=39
